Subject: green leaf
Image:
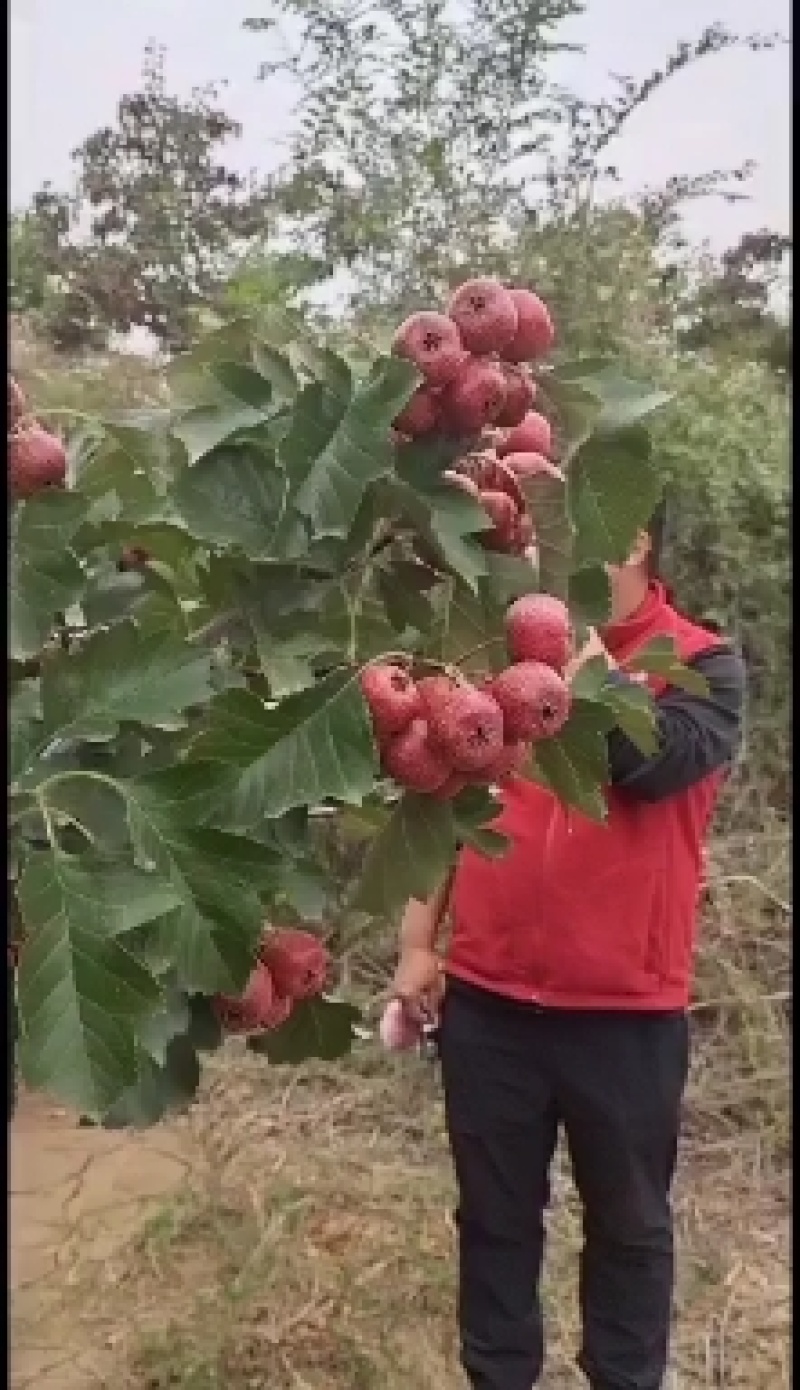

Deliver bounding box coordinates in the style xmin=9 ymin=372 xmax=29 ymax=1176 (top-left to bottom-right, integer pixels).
xmin=207 ymin=359 xmax=276 ymax=409
xmin=520 ymin=472 xmax=574 ymax=600
xmin=173 ymin=440 xmax=288 ymax=558
xmin=569 ymin=427 xmax=662 ymax=567
xmin=250 ymin=341 xmax=301 ymax=405
xmin=528 ymin=700 xmax=616 ymax=821
xmin=624 ymin=637 xmax=711 ymax=697
xmin=295 ymin=356 xmax=419 ymax=539
xmin=16 ymin=853 xmax=170 ymax=1117
xmin=600 ymin=679 xmax=660 ymax=756
xmin=9 ymin=491 xmax=87 ymax=661
xmin=247 ymin=996 xmax=361 ymax=1063
xmin=123 ymin=764 xmax=278 ymax=994
xmin=38 ymin=621 xmax=216 ymax=742
xmin=535 ymin=374 xmax=602 ymax=460
xmin=568 ymin=565 xmax=612 ymax=625
xmin=255 ymin=307 xmax=353 ymax=400
xmin=194 ymin=671 xmax=379 ymax=828
xmin=578 ymin=366 xmax=674 ymax=434
xmin=99 ymin=1034 xmax=201 ymax=1129
xmin=171 ymin=400 xmax=270 ymax=465
xmin=352 ymin=793 xmax=457 ymax=918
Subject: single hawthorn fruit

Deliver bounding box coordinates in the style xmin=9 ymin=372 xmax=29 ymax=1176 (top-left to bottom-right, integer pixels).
xmin=259 ymin=928 xmax=330 ymax=1002
xmin=360 ymin=662 xmax=422 ymax=738
xmin=393 ymin=384 xmax=442 ymax=437
xmin=419 ymin=675 xmax=505 ymax=775
xmin=9 ymin=423 xmax=67 ymax=500
xmin=442 ymin=358 xmax=508 ymax=435
xmin=381 ymin=718 xmax=452 ymax=793
xmin=447 ymin=278 xmax=519 ymax=355
xmin=490 ymin=661 xmax=572 ymax=741
xmin=497 ymin=411 xmax=553 ymax=459
xmin=501 ymin=288 xmax=555 ymax=362
xmin=496 ymin=364 xmax=537 ymax=427
xmin=392 ymin=311 xmax=468 ymax=386
xmin=505 ymin=594 xmax=572 ymax=672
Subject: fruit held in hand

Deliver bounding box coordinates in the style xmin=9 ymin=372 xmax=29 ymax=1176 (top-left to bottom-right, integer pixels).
xmin=498 ymin=411 xmax=553 ymax=459
xmin=502 ymin=288 xmax=555 ymax=363
xmin=382 ymin=718 xmax=451 ymax=793
xmin=502 ymin=450 xmax=564 ymax=483
xmin=419 ymin=675 xmax=504 ymax=774
xmin=9 ymin=423 xmax=67 ymax=500
xmin=442 ymin=358 xmax=508 ymax=435
xmin=496 ymin=365 xmax=536 ymax=427
xmin=259 ymin=928 xmax=330 ymax=1002
xmin=490 ymin=661 xmax=572 ymax=741
xmin=360 ymin=663 xmax=421 ymax=738
xmin=505 ymin=594 xmax=572 ymax=672
xmin=447 ymin=278 xmax=519 ymax=355
xmin=392 ymin=311 xmax=467 ymax=386
xmin=8 ymin=375 xmax=26 ymax=431
xmin=393 ymin=384 xmax=441 ymax=437
xmin=379 ymin=998 xmax=422 ymax=1052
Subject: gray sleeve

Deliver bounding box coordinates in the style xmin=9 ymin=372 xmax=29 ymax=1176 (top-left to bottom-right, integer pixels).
xmin=606 ymin=646 xmax=746 ymax=802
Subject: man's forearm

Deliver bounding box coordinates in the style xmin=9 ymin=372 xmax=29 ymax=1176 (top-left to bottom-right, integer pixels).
xmin=398 ymin=875 xmax=453 ymax=954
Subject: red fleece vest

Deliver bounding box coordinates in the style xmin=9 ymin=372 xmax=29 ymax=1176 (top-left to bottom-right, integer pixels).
xmin=446 ymin=583 xmax=726 ymax=1011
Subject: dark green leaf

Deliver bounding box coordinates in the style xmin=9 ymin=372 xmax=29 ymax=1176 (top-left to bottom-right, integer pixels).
xmin=9 ymin=492 xmax=87 ymax=661
xmin=568 ymin=565 xmax=612 ymax=625
xmin=295 ymin=356 xmax=419 ymax=539
xmin=600 ymin=679 xmax=660 ymax=756
xmin=16 ymin=853 xmax=170 ymax=1117
xmin=528 ymin=699 xmax=615 ymax=821
xmin=624 ymin=636 xmax=711 ymax=696
xmin=352 ymin=793 xmax=457 ymax=918
xmin=569 ymin=428 xmax=662 ymax=567
xmin=247 ymin=996 xmax=361 ymax=1063
xmin=173 ymin=440 xmax=288 ymax=558
xmin=193 ymin=671 xmax=379 ymax=827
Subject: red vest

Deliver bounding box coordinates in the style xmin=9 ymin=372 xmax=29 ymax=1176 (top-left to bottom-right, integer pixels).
xmin=446 ymin=583 xmax=726 ymax=1011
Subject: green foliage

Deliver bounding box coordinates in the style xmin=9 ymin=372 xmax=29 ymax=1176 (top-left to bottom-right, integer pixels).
xmin=9 ymin=314 xmax=674 ymax=1123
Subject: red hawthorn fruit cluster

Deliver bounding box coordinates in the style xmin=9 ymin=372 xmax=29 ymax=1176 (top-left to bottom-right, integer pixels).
xmin=213 ymin=928 xmax=330 ymax=1036
xmin=390 ymin=279 xmax=561 ymax=556
xmin=359 ymin=593 xmax=573 ymax=800
xmin=7 ymin=374 xmax=68 ymax=501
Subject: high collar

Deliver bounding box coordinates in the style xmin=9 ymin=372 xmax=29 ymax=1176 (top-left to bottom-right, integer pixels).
xmin=600 ymin=580 xmax=673 ymax=660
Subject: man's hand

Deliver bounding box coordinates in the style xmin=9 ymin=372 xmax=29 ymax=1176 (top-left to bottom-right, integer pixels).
xmin=390 ymin=947 xmax=444 ymax=1025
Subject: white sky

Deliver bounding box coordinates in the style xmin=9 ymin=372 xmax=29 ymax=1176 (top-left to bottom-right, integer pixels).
xmin=9 ymin=0 xmax=791 ymax=253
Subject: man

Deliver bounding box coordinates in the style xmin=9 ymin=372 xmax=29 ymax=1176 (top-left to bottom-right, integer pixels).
xmin=391 ymin=511 xmax=746 ymax=1390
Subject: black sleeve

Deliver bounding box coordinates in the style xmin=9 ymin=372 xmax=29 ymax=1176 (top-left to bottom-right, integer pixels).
xmin=606 ymin=646 xmax=746 ymax=803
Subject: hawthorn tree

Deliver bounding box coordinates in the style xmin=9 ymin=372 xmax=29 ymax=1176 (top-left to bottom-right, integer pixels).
xmin=9 ymin=302 xmax=700 ymax=1129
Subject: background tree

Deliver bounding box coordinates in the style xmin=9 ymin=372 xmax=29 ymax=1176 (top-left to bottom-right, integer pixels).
xmin=8 ymin=42 xmax=278 ymax=353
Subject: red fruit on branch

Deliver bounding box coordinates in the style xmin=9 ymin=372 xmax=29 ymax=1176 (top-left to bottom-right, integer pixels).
xmin=117 ymin=545 xmax=152 ymax=572
xmin=419 ymin=675 xmax=505 ymax=774
xmin=259 ymin=928 xmax=330 ymax=1002
xmin=213 ymin=961 xmax=293 ymax=1034
xmin=8 ymin=375 xmax=26 ymax=431
xmin=485 ymin=739 xmax=530 ymax=781
xmin=497 ymin=411 xmax=553 ymax=459
xmin=9 ymin=423 xmax=68 ymax=500
xmin=393 ymin=384 xmax=441 ymax=437
xmin=360 ymin=663 xmax=422 ymax=738
xmin=381 ymin=718 xmax=452 ymax=793
xmin=501 ymin=288 xmax=555 ymax=362
xmin=442 ymin=358 xmax=508 ymax=435
xmin=490 ymin=661 xmax=572 ymax=741
xmin=479 ymin=488 xmax=519 ymax=552
xmin=447 ymin=278 xmax=519 ymax=355
xmin=501 ymin=451 xmax=565 ymax=483
xmin=505 ymin=594 xmax=572 ymax=672
xmin=496 ymin=365 xmax=537 ymax=427
xmin=392 ymin=311 xmax=468 ymax=386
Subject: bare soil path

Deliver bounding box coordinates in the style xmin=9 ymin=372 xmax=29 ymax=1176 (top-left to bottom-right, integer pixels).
xmin=10 ymin=1090 xmax=190 ymax=1390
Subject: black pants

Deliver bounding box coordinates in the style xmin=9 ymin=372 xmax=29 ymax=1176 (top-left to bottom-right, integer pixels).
xmin=438 ymin=982 xmax=689 ymax=1390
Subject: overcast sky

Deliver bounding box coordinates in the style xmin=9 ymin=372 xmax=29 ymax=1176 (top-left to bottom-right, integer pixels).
xmin=9 ymin=0 xmax=791 ymax=253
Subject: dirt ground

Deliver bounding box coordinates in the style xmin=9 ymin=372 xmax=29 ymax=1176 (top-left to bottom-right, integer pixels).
xmin=10 ymin=1040 xmax=791 ymax=1390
